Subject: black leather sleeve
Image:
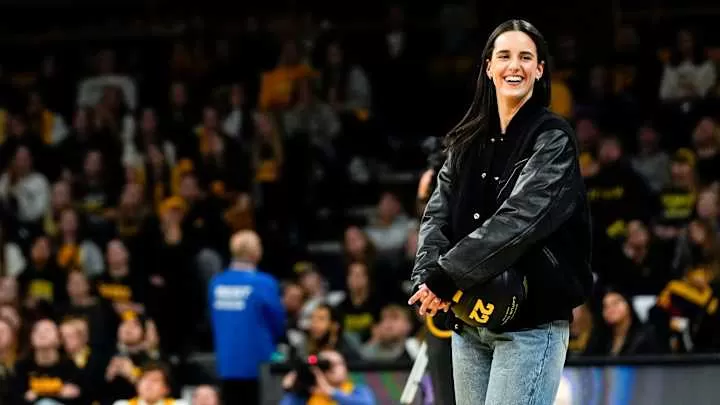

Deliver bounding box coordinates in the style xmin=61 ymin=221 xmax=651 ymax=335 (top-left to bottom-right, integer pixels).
xmin=411 ymin=157 xmax=455 ymax=293
xmin=437 ymin=128 xmax=582 ymax=290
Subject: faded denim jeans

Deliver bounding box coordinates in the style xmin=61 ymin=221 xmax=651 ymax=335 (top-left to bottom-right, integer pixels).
xmin=451 ymin=320 xmax=569 ymax=405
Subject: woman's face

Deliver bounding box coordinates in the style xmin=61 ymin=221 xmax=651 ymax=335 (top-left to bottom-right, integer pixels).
xmin=106 ymin=241 xmax=128 ymax=269
xmin=12 ymin=147 xmax=32 ymax=175
xmin=486 ymin=30 xmax=543 ymax=103
xmin=192 ymin=386 xmax=219 ymax=405
xmin=31 ymin=319 xmax=60 ymax=349
xmin=137 ymin=370 xmax=169 ymax=403
xmin=300 ymin=272 xmax=322 ymax=296
xmin=602 ymin=292 xmax=630 ymax=326
xmin=598 ymin=139 xmax=622 ymax=164
xmin=693 ymin=118 xmax=716 ymax=146
xmin=696 ymin=191 xmax=719 ymax=219
xmin=347 ymin=263 xmax=369 ymax=292
xmin=84 ymin=151 xmax=103 ymax=177
xmin=309 ymin=307 xmax=332 ymax=339
xmin=282 ymin=284 xmax=304 ymax=314
xmin=59 ymin=210 xmax=78 ymax=234
xmin=118 ymin=318 xmax=144 ymax=345
xmin=52 ymin=181 xmax=71 ymax=209
xmin=67 ymin=271 xmax=90 ymax=299
xmin=30 ymin=237 xmax=51 ymax=264
xmin=60 ymin=321 xmax=86 ymax=353
xmin=677 ymin=30 xmax=694 ymax=56
xmin=344 ymin=227 xmax=367 ymax=256
xmin=626 ymin=221 xmax=649 ymax=247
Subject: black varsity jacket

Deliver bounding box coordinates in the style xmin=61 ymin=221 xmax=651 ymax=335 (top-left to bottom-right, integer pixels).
xmin=411 ymin=101 xmax=594 ymax=331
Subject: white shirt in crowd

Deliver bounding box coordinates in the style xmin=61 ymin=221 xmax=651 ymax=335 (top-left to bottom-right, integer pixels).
xmin=77 ymin=74 xmax=138 ymax=111
xmin=659 ymin=59 xmax=716 ymax=101
xmin=365 ymin=215 xmax=416 ymax=253
xmin=0 ymin=172 xmax=50 ymax=222
xmin=3 ymin=242 xmax=26 ymax=277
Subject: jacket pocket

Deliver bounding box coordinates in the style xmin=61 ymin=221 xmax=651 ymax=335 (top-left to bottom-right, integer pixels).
xmin=542 ymin=246 xmax=559 ymax=268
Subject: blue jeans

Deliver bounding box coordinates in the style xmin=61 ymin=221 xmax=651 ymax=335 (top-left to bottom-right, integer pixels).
xmin=451 ymin=320 xmax=569 ymax=405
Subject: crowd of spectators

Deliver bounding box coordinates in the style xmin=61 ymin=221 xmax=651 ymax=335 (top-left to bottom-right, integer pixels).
xmin=0 ymin=4 xmax=720 ymax=404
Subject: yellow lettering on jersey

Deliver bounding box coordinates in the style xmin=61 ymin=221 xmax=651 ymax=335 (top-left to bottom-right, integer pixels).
xmin=98 ymin=283 xmax=132 ymax=302
xmin=29 ymin=376 xmax=63 ymax=395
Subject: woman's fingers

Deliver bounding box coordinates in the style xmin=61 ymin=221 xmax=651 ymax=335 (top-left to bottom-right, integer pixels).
xmin=428 ymin=297 xmax=446 ymax=316
xmin=419 ymin=293 xmax=439 ymax=316
xmin=408 ymin=285 xmax=429 ymax=306
xmin=409 ymin=284 xmax=450 ymax=317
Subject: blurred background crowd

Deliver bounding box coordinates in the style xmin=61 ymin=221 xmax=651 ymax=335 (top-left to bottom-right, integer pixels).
xmin=1 ymin=0 xmax=720 ymax=404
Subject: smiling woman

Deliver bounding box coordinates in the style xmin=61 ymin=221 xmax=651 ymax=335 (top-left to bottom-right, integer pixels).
xmin=408 ymin=19 xmax=593 ymax=405
xmin=487 ymin=31 xmax=545 ymax=127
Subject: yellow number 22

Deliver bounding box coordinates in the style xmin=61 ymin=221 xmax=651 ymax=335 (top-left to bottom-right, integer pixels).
xmin=469 ymin=299 xmax=495 ymax=324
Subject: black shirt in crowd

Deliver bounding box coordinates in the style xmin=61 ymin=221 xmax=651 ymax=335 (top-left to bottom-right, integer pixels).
xmin=101 ymin=350 xmax=156 ymax=405
xmin=12 ymin=356 xmax=82 ymax=405
xmin=338 ymin=294 xmax=383 ymax=343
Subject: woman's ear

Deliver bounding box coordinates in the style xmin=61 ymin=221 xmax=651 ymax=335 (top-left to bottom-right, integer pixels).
xmin=536 ymin=61 xmax=545 ymax=81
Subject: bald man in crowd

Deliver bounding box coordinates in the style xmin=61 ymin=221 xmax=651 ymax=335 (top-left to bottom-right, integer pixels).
xmin=208 ymin=230 xmax=285 ymax=405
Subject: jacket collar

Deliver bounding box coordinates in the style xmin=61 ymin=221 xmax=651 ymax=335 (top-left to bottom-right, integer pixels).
xmin=495 ymin=96 xmax=547 ymax=139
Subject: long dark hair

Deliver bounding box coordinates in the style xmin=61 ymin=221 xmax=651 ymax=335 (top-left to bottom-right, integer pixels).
xmin=444 ymin=19 xmax=552 ymax=168
xmin=669 ymin=28 xmax=706 ymax=66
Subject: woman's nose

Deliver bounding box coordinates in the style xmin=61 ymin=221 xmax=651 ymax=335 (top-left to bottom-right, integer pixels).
xmin=507 ymin=57 xmax=521 ymax=71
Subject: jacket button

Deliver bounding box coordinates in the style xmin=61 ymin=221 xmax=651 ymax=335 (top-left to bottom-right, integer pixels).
xmin=494 ymin=176 xmax=499 ymax=181
xmin=490 ymin=138 xmax=495 ymax=143
xmin=481 ymin=172 xmax=487 ymax=178
xmin=473 ymin=213 xmax=479 ymax=219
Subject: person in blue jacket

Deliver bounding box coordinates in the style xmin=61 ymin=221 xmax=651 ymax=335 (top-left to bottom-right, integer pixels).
xmin=280 ymin=350 xmax=375 ymax=405
xmin=209 ymin=230 xmax=285 ymax=405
